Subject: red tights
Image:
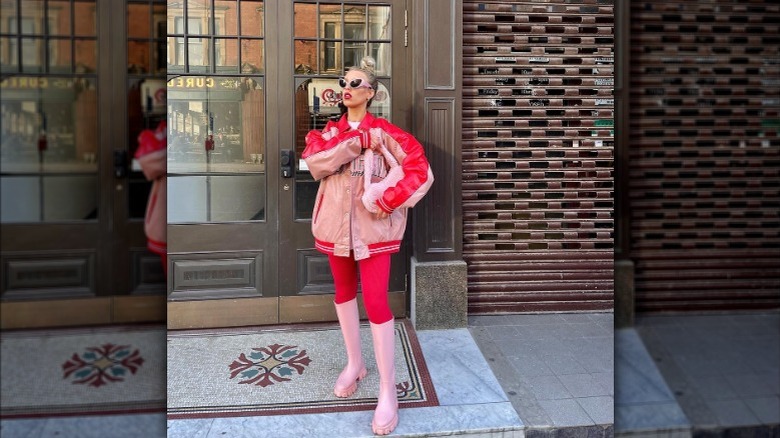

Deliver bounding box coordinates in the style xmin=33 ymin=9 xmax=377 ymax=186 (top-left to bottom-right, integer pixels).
xmin=329 ymin=253 xmax=393 ymax=324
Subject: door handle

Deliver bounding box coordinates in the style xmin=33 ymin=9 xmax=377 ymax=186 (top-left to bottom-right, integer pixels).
xmin=281 ymin=149 xmax=294 ymax=178
xmin=114 ymin=150 xmax=128 ymax=178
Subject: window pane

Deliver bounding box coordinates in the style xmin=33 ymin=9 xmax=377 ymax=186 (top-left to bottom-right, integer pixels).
xmin=48 ymin=0 xmax=72 ymax=36
xmin=1 ymin=0 xmax=18 ymax=33
xmin=0 ymin=175 xmax=98 ymax=222
xmin=369 ymin=42 xmax=391 ymax=75
xmin=167 ymin=76 xmax=265 ymax=174
xmin=319 ymin=3 xmax=340 ymax=38
xmin=168 ymin=174 xmax=265 ymax=222
xmin=319 ymin=40 xmax=341 ymax=74
xmin=370 ymin=80 xmax=391 ymax=119
xmin=167 ymin=36 xmax=186 ymax=70
xmin=369 ymin=5 xmax=391 ymax=40
xmin=1 ymin=37 xmax=19 ymax=72
xmin=74 ymin=39 xmax=96 ymax=73
xmin=187 ymin=37 xmax=211 ymax=72
xmin=73 ymin=1 xmax=96 ymax=36
xmin=215 ymin=38 xmax=237 ymax=73
xmin=240 ymin=1 xmax=263 ymax=37
xmin=294 ymin=39 xmax=316 ymax=74
xmin=293 ymin=2 xmax=316 ymax=38
xmin=214 ymin=0 xmax=237 ymax=36
xmin=0 ymin=75 xmax=99 ymax=223
xmin=240 ymin=39 xmax=263 ymax=74
xmin=49 ymin=38 xmax=72 ymax=73
xmin=186 ymin=0 xmax=211 ymax=35
xmin=168 ymin=0 xmax=184 ymax=33
xmin=19 ymin=0 xmax=44 ymax=35
xmin=343 ymin=6 xmax=365 ymax=40
xmin=128 ymin=3 xmax=151 ymax=38
xmin=20 ymin=38 xmax=44 ymax=72
xmin=344 ymin=41 xmax=364 ymax=70
xmin=128 ymin=40 xmax=151 ymax=74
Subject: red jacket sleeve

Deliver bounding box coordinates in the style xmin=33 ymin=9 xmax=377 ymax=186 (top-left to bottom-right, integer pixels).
xmin=302 ymin=122 xmax=368 ymax=181
xmin=374 ymin=121 xmax=433 ymax=213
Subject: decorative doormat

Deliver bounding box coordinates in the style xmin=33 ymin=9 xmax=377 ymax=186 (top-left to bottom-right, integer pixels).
xmin=0 ymin=324 xmax=166 ymax=419
xmin=167 ymin=319 xmax=438 ymax=419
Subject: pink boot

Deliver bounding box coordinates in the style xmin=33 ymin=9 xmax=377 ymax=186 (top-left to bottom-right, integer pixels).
xmin=370 ymin=319 xmax=399 ymax=435
xmin=334 ymin=299 xmax=367 ymax=397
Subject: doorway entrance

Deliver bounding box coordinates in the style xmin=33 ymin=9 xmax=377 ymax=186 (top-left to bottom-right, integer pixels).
xmin=166 ymin=0 xmax=410 ymax=328
xmin=0 ymin=0 xmax=167 ymax=328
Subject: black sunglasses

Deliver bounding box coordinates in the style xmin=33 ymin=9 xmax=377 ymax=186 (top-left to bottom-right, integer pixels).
xmin=338 ymin=77 xmax=374 ymax=90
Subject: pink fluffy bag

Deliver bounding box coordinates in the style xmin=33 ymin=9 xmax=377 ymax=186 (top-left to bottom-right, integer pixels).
xmin=361 ymin=143 xmax=405 ymax=214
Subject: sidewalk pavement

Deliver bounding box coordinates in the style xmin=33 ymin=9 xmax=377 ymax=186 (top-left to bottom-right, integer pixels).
xmin=615 ymin=311 xmax=779 ymax=437
xmin=2 ymin=313 xmax=616 ymax=438
xmin=469 ymin=313 xmax=615 ymax=437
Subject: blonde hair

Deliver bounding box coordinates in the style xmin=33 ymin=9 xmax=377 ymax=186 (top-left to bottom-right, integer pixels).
xmin=348 ymin=56 xmax=379 ymax=107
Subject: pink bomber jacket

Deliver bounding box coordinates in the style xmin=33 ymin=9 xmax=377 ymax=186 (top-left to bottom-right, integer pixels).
xmin=302 ymin=112 xmax=434 ymax=260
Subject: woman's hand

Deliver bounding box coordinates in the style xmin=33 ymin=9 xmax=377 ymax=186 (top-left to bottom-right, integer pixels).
xmin=375 ymin=210 xmax=389 ymax=219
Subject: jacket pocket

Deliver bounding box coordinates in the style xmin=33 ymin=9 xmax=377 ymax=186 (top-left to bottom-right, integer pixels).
xmin=313 ymin=193 xmax=324 ymax=224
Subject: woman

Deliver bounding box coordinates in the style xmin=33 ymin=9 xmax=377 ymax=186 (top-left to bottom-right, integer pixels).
xmin=136 ymin=120 xmax=167 ymax=276
xmin=302 ymin=57 xmax=433 ymax=435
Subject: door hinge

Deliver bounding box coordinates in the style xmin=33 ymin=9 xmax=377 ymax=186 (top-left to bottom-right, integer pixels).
xmin=404 ymin=9 xmax=408 ymax=47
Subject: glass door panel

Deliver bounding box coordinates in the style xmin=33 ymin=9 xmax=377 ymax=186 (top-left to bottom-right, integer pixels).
xmin=167 ymin=75 xmax=266 ymax=222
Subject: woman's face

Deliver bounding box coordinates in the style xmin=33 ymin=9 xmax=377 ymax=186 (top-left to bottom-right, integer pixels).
xmin=340 ymin=71 xmax=375 ymax=109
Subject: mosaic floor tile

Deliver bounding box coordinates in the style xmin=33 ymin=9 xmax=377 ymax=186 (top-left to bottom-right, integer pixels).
xmin=0 ymin=325 xmax=166 ymax=418
xmin=167 ymin=320 xmax=438 ymax=419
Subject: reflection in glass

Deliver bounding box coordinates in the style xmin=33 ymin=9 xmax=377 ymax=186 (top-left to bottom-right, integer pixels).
xmin=0 ymin=75 xmax=99 ymax=222
xmin=127 ymin=3 xmax=151 ymax=38
xmin=188 ymin=37 xmax=211 ymax=71
xmin=168 ymin=0 xmax=183 ymax=26
xmin=73 ymin=1 xmax=96 ymax=36
xmin=344 ymin=41 xmax=365 ymax=71
xmin=128 ymin=40 xmax=150 ymax=74
xmin=240 ymin=1 xmax=264 ymax=37
xmin=343 ymin=5 xmax=366 ymax=40
xmin=320 ymin=41 xmax=341 ymax=74
xmin=19 ymin=0 xmax=43 ymax=35
xmin=0 ymin=175 xmax=98 ymax=222
xmin=168 ymin=174 xmax=266 ymax=222
xmin=214 ymin=0 xmax=238 ymax=35
xmin=20 ymin=38 xmax=44 ymax=72
xmin=319 ymin=3 xmax=341 ymax=38
xmin=294 ymin=2 xmax=316 ymax=38
xmin=294 ymin=40 xmax=316 ymax=74
xmin=369 ymin=42 xmax=391 ymax=75
xmin=0 ymin=37 xmax=18 ymax=71
xmin=215 ymin=38 xmax=238 ymax=72
xmin=167 ymin=76 xmax=265 ymax=174
xmin=186 ymin=0 xmax=211 ymax=35
xmin=48 ymin=0 xmax=72 ymax=36
xmin=2 ymin=0 xmax=19 ymax=33
xmin=75 ymin=39 xmax=96 ymax=73
xmin=168 ymin=37 xmax=186 ymax=70
xmin=49 ymin=38 xmax=72 ymax=73
xmin=369 ymin=6 xmax=391 ymax=40
xmin=241 ymin=39 xmax=264 ymax=74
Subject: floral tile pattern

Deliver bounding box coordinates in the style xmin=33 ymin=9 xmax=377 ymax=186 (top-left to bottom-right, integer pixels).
xmin=62 ymin=343 xmax=145 ymax=387
xmin=228 ymin=344 xmax=312 ymax=387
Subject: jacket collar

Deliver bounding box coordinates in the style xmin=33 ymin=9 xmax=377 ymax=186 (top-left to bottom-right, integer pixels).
xmin=337 ymin=111 xmax=375 ymax=132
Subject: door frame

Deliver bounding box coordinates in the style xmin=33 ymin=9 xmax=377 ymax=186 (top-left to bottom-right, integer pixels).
xmin=0 ymin=0 xmax=165 ymax=329
xmin=167 ymin=0 xmax=413 ymax=329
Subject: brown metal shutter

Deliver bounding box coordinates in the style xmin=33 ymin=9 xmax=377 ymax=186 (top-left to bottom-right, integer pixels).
xmin=629 ymin=1 xmax=780 ymax=311
xmin=462 ymin=1 xmax=615 ymax=313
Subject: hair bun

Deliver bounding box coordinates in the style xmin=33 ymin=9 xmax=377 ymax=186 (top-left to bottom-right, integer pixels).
xmin=360 ymin=56 xmax=376 ymax=72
